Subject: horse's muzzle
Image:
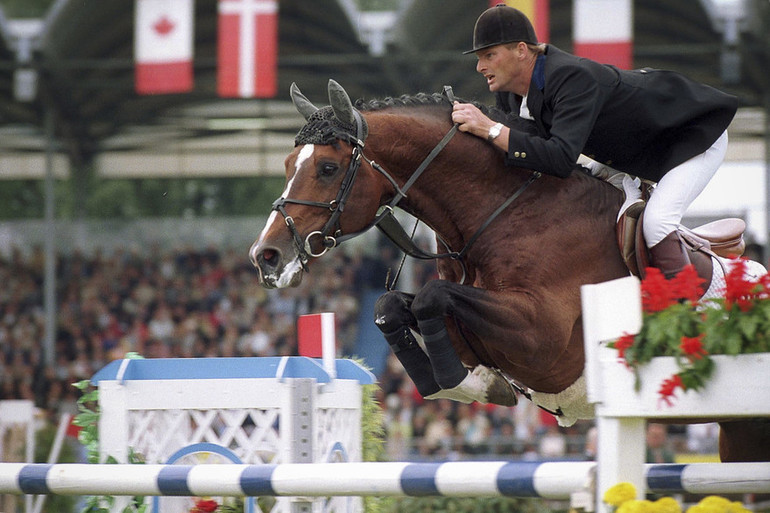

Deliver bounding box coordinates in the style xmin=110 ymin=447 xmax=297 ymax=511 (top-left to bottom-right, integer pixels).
xmin=249 ymin=242 xmax=304 ymax=289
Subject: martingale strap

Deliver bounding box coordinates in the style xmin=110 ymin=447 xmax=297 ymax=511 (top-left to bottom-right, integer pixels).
xmin=375 ymin=171 xmax=542 ymax=262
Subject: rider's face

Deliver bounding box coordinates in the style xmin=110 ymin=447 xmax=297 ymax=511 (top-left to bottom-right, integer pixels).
xmin=475 ymin=43 xmax=526 ymax=95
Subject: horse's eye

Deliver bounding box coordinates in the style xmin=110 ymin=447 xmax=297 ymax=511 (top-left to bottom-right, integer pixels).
xmin=318 ymin=162 xmax=339 ymax=177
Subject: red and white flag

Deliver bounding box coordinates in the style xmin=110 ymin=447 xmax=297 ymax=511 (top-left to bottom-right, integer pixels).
xmin=572 ymin=0 xmax=632 ymax=69
xmin=297 ymin=312 xmax=336 ymax=378
xmin=134 ymin=0 xmax=194 ymax=95
xmin=217 ymin=0 xmax=278 ymax=98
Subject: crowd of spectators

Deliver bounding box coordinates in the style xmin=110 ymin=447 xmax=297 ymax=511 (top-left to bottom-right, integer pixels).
xmin=0 ymin=243 xmax=714 ymax=463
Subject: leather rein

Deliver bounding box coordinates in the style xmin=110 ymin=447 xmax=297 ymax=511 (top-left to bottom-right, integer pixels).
xmin=271 ymin=90 xmax=541 ymax=280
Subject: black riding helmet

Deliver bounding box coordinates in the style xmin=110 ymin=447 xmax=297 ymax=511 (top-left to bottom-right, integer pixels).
xmin=464 ymin=4 xmax=538 ymax=54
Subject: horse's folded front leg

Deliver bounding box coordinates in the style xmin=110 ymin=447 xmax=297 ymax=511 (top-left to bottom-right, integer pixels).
xmin=374 ymin=291 xmax=442 ymax=398
xmin=412 ymin=281 xmax=517 ymax=406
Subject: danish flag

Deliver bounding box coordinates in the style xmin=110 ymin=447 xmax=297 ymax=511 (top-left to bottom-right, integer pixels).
xmin=134 ymin=0 xmax=194 ymax=95
xmin=217 ymin=0 xmax=279 ymax=98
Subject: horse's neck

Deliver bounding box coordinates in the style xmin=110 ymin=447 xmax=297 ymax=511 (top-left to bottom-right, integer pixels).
xmin=368 ymin=128 xmax=526 ymax=256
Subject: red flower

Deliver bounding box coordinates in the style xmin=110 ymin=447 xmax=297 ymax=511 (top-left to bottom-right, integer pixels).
xmin=641 ymin=267 xmax=676 ymax=312
xmin=614 ymin=333 xmax=636 ymax=361
xmin=658 ymin=374 xmax=684 ymax=407
xmin=670 ymin=265 xmax=705 ymax=303
xmin=680 ymin=334 xmax=708 ymax=361
xmin=724 ymin=258 xmax=758 ymax=312
xmin=191 ymin=499 xmax=219 ymax=513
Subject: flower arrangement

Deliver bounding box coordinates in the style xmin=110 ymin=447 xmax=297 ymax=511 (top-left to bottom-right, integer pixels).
xmin=609 ymin=260 xmax=770 ymax=406
xmin=603 ymin=482 xmax=751 ymax=513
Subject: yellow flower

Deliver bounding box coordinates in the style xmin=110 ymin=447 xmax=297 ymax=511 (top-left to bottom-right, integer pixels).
xmin=727 ymin=501 xmax=751 ymax=513
xmin=687 ymin=496 xmax=750 ymax=513
xmin=653 ymin=496 xmax=682 ymax=513
xmin=604 ymin=482 xmax=638 ymax=506
xmin=618 ymin=499 xmax=654 ymax=513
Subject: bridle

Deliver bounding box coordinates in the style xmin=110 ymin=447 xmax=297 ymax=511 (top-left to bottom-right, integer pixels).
xmin=270 ymin=110 xmax=372 ymax=270
xmin=270 ymin=92 xmax=541 ymax=280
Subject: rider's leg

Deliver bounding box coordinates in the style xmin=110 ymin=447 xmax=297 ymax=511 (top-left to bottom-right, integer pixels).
xmin=374 ymin=291 xmax=441 ymax=397
xmin=645 ymin=130 xmax=728 ymax=278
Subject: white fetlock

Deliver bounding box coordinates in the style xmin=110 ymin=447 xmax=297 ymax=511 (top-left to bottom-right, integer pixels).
xmin=424 ymin=369 xmax=486 ymax=404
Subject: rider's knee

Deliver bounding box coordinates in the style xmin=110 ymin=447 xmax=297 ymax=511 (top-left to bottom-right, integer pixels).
xmin=374 ymin=291 xmax=414 ymax=333
xmin=412 ymin=280 xmax=450 ymax=320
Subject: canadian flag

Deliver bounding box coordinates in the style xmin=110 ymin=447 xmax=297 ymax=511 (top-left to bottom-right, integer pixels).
xmin=217 ymin=0 xmax=278 ymax=98
xmin=134 ymin=0 xmax=194 ymax=95
xmin=572 ymin=0 xmax=633 ymax=69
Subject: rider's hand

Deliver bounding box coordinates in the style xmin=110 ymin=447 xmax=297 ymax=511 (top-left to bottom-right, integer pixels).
xmin=451 ymin=101 xmax=495 ymax=140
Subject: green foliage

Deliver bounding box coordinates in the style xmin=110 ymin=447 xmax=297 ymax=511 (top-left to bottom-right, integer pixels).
xmin=1 ymin=0 xmax=52 ymax=17
xmin=0 ymin=176 xmax=286 ymax=220
xmin=74 ymin=353 xmax=147 ymax=513
xmin=0 ymin=180 xmax=46 ymax=218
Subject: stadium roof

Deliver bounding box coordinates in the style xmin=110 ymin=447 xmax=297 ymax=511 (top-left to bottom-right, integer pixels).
xmin=0 ymin=0 xmax=767 ymax=180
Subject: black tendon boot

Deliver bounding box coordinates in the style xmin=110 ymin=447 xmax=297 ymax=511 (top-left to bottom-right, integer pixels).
xmin=417 ymin=318 xmax=470 ymax=390
xmin=383 ymin=327 xmax=441 ymax=397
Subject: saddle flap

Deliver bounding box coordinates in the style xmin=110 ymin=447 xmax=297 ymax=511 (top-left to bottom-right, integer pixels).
xmin=615 ymin=200 xmax=645 ymax=277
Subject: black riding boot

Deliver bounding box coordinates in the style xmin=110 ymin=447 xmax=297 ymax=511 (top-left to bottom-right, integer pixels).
xmin=649 ymin=231 xmax=690 ymax=279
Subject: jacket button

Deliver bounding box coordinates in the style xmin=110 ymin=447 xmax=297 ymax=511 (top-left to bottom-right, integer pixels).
xmin=514 ymin=151 xmax=520 ymax=157
xmin=521 ymin=152 xmax=527 ymax=158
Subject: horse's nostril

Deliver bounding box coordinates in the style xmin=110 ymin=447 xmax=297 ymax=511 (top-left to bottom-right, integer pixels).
xmin=259 ymin=248 xmax=280 ymax=268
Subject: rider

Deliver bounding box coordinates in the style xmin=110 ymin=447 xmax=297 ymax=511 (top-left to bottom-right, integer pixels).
xmin=451 ymin=4 xmax=738 ymax=279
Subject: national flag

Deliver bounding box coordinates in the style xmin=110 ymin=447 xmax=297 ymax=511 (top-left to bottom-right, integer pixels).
xmin=493 ymin=0 xmax=550 ymax=43
xmin=572 ymin=0 xmax=633 ymax=69
xmin=217 ymin=0 xmax=279 ymax=98
xmin=134 ymin=0 xmax=194 ymax=95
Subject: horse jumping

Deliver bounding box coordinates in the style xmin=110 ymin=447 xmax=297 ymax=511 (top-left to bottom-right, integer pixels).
xmin=249 ymin=80 xmax=770 ymax=462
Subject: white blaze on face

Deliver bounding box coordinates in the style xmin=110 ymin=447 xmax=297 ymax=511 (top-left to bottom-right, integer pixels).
xmin=255 ymin=144 xmax=315 ymax=248
xmin=251 ymin=144 xmax=316 ymax=286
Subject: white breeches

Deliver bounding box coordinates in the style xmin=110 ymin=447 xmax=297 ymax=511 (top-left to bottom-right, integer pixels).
xmin=643 ymin=130 xmax=728 ymax=247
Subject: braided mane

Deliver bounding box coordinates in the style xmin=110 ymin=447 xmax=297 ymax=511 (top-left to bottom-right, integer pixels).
xmin=354 ymin=93 xmax=491 ymax=116
xmin=295 ymin=92 xmax=494 ymax=146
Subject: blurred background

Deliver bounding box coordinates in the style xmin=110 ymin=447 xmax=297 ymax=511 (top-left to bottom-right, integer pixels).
xmin=0 ymin=1 xmax=768 ymax=509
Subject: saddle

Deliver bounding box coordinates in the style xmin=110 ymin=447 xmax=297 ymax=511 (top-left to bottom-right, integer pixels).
xmin=616 ymin=200 xmax=746 ymax=283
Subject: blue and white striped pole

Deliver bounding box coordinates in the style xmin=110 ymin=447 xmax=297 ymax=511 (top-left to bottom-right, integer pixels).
xmin=0 ymin=462 xmax=768 ymax=498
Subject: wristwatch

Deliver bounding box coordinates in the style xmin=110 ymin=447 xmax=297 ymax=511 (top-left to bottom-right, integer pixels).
xmin=487 ymin=122 xmax=504 ymax=142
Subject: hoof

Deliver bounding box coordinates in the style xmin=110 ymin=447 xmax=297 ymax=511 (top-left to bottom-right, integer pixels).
xmin=476 ymin=366 xmax=518 ymax=407
xmin=425 ymin=366 xmax=517 ymax=406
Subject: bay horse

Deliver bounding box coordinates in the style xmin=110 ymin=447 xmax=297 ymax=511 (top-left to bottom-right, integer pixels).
xmin=249 ymin=79 xmax=770 ymax=462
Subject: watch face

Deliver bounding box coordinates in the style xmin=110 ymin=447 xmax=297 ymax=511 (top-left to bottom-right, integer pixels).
xmin=488 ymin=123 xmax=502 ymax=141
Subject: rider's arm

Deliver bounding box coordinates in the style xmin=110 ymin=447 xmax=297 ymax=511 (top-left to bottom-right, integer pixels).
xmin=504 ymin=64 xmax=609 ymax=178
